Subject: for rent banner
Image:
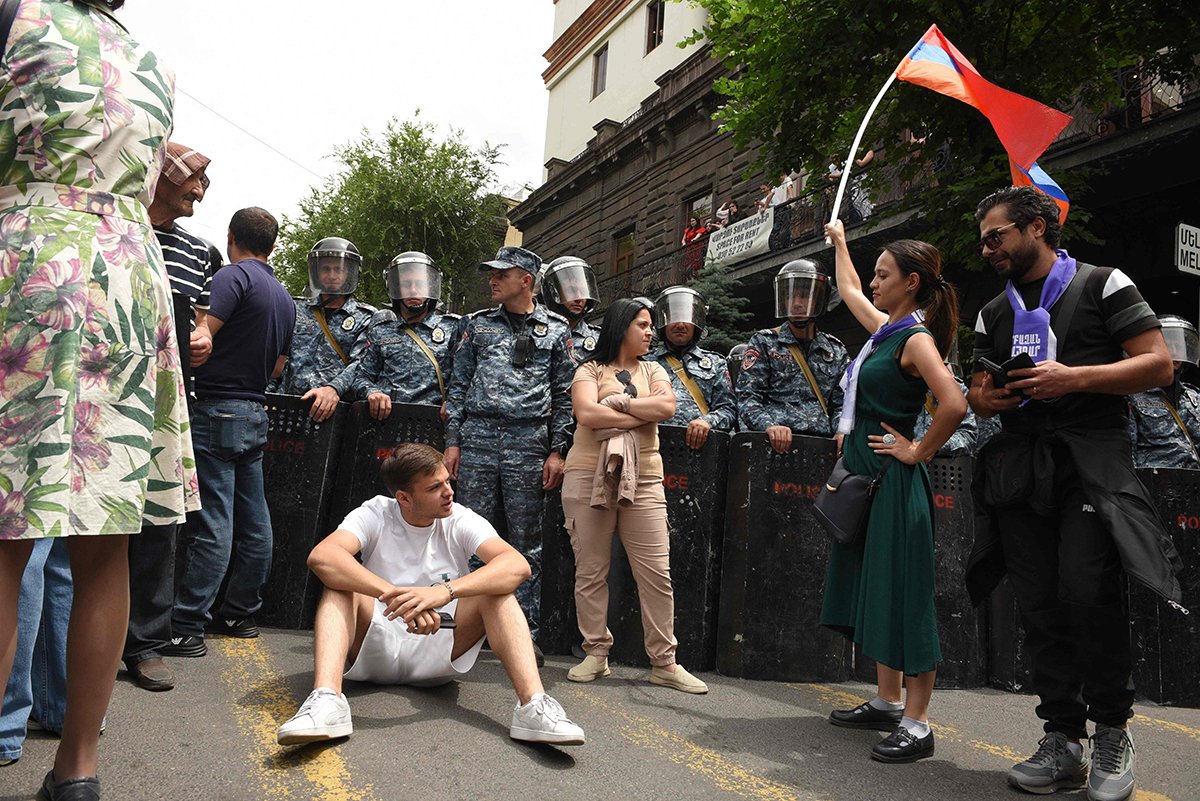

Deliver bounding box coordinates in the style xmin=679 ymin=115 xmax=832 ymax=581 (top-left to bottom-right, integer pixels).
xmin=705 ymin=208 xmax=774 ymax=267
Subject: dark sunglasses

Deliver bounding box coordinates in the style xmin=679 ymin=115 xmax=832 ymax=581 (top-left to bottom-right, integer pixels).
xmin=615 ymin=369 xmax=638 ymax=397
xmin=977 ymin=222 xmax=1018 ymax=253
xmin=511 ymin=332 xmax=533 ymax=367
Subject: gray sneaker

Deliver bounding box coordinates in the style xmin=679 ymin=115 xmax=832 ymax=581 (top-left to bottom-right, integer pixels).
xmin=1088 ymin=725 xmax=1135 ymax=801
xmin=1008 ymin=732 xmax=1088 ymax=794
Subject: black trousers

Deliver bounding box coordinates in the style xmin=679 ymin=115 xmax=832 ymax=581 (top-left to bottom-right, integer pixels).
xmin=124 ymin=523 xmax=178 ymax=666
xmin=995 ymin=449 xmax=1134 ymax=740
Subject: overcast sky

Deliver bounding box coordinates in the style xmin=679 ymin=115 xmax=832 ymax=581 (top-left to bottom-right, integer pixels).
xmin=119 ymin=2 xmax=555 ymax=249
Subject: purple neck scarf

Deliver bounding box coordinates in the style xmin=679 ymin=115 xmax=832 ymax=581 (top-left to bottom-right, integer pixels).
xmin=837 ymin=311 xmax=924 ymax=435
xmin=1005 ymin=251 xmax=1076 ymax=363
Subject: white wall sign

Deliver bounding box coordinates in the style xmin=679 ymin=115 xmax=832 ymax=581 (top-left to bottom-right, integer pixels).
xmin=705 ymin=208 xmax=774 ymax=268
xmin=1177 ymin=222 xmax=1200 ymax=276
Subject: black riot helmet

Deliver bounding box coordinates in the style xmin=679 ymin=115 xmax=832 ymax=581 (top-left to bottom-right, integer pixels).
xmin=774 ymin=258 xmax=829 ymax=322
xmin=538 ymin=256 xmax=599 ymax=319
xmin=653 ymin=286 xmax=708 ymax=343
xmin=385 ymin=251 xmax=442 ymax=315
xmin=727 ymin=343 xmax=748 ymax=384
xmin=1159 ymin=314 xmax=1199 ymax=367
xmin=307 ymin=237 xmax=361 ymax=297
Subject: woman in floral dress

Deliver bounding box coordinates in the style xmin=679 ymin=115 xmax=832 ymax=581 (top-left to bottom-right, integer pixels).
xmin=0 ymin=1 xmax=197 ymax=797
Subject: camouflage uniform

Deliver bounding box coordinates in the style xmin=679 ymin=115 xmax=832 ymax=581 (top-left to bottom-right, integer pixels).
xmin=271 ymin=296 xmax=376 ymax=396
xmin=445 ymin=304 xmax=574 ymax=638
xmin=570 ymin=319 xmax=601 ymax=365
xmin=1129 ymin=382 xmax=1200 ymax=469
xmin=736 ymin=326 xmax=848 ymax=436
xmin=912 ymin=375 xmax=977 ymax=457
xmin=649 ymin=343 xmax=737 ymax=431
xmin=974 ymin=413 xmax=1002 ymax=456
xmin=350 ymin=309 xmax=457 ymax=406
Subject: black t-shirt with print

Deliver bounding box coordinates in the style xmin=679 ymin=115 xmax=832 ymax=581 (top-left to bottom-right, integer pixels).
xmin=972 ymin=262 xmax=1160 ymax=434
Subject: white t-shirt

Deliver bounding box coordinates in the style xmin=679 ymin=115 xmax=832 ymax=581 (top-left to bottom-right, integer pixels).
xmin=338 ymin=496 xmax=499 ymax=587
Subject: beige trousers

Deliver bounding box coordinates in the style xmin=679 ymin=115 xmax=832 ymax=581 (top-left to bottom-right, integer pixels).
xmin=561 ymin=469 xmax=677 ymax=666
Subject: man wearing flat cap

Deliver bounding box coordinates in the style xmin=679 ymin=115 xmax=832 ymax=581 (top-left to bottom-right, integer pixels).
xmin=444 ymin=247 xmax=574 ymax=663
xmin=124 ymin=141 xmax=214 ymax=692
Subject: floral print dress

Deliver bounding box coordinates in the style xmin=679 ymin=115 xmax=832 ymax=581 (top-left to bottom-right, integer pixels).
xmin=0 ymin=0 xmax=198 ymax=539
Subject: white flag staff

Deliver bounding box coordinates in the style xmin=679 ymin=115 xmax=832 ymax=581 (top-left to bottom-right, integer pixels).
xmin=825 ymin=72 xmax=896 ymax=243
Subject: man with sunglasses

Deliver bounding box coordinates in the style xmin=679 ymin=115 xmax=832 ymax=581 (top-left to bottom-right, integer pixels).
xmin=444 ymin=247 xmax=574 ymax=664
xmin=966 ymin=186 xmax=1180 ymax=801
xmin=121 ymin=142 xmax=215 ymax=693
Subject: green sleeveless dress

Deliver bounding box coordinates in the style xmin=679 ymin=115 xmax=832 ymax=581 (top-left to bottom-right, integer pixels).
xmin=819 ymin=327 xmax=941 ymax=675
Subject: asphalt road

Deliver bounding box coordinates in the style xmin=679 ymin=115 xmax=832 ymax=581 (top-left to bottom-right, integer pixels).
xmin=2 ymin=629 xmax=1198 ymax=801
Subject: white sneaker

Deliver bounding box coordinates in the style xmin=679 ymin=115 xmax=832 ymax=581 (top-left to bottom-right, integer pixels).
xmin=509 ymin=693 xmax=585 ymax=746
xmin=277 ymin=688 xmax=352 ymax=745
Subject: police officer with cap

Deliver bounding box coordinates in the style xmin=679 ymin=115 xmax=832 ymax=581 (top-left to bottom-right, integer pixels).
xmin=351 ymin=251 xmax=458 ymax=419
xmin=540 ymin=256 xmax=601 ymax=364
xmin=648 ymin=286 xmax=737 ymax=449
xmin=1130 ymin=314 xmax=1200 ymax=468
xmin=444 ymin=246 xmax=574 ymax=656
xmin=737 ymin=259 xmax=848 ymax=452
xmin=273 ymin=237 xmax=376 ymax=420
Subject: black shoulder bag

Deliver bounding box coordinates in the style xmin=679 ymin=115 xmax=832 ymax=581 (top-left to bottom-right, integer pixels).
xmin=812 ymin=455 xmax=894 ymax=547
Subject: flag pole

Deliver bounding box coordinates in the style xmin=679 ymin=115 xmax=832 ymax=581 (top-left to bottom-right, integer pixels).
xmin=827 ymin=71 xmax=898 ymax=240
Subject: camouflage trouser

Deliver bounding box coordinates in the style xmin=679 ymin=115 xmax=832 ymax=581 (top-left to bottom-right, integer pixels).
xmin=457 ymin=418 xmax=547 ymax=639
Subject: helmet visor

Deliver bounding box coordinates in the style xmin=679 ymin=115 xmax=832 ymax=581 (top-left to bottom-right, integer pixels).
xmin=1162 ymin=323 xmax=1199 ymax=366
xmin=386 ymin=261 xmax=442 ymax=303
xmin=655 ymin=291 xmax=706 ymax=332
xmin=774 ymin=274 xmax=828 ymax=319
xmin=308 ymin=252 xmax=360 ymax=296
xmin=545 ymin=263 xmax=599 ymax=312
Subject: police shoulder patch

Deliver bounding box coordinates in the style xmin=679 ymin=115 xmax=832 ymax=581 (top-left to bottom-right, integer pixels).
xmin=584 ymin=336 xmax=596 ymax=352
xmin=533 ymin=322 xmax=549 ymax=337
xmin=742 ymin=348 xmax=761 ymax=370
xmin=432 ymin=327 xmax=446 ymax=343
xmin=698 ymin=356 xmax=712 ymax=369
xmin=341 ymin=316 xmax=356 ymax=331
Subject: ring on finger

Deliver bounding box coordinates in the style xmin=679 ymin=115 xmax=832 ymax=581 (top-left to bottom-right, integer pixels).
xmin=882 ymin=433 xmax=897 ymax=446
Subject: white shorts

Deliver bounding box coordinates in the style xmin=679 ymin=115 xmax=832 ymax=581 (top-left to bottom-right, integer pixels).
xmin=343 ymin=599 xmax=485 ymax=687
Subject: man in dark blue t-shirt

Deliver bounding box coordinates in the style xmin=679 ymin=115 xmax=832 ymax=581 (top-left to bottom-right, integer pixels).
xmin=168 ymin=207 xmax=296 ymax=658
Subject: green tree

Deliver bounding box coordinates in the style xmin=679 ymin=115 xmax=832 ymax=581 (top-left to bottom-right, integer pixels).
xmin=690 ymin=260 xmax=756 ymax=354
xmin=685 ymin=0 xmax=1200 ymax=264
xmin=276 ymin=118 xmax=508 ymax=311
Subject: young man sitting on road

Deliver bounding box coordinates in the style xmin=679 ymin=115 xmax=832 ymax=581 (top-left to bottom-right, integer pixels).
xmin=277 ymin=443 xmax=585 ymax=746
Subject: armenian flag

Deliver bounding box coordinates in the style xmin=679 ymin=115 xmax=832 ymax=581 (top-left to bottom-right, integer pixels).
xmin=894 ymin=25 xmax=1071 ymax=170
xmin=1010 ymin=159 xmax=1070 ymax=223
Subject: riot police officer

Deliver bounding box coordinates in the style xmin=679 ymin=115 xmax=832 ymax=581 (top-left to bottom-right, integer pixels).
xmin=1130 ymin=314 xmax=1200 ymax=468
xmin=444 ymin=246 xmax=575 ymax=655
xmin=737 ymin=259 xmax=848 ymax=452
xmin=727 ymin=343 xmax=748 ymax=386
xmin=351 ymin=251 xmax=458 ymax=420
xmin=912 ymin=341 xmax=978 ymax=456
xmin=539 ymin=256 xmax=601 ymax=363
xmin=648 ymin=286 xmax=736 ymax=449
xmin=273 ymin=237 xmax=375 ymax=420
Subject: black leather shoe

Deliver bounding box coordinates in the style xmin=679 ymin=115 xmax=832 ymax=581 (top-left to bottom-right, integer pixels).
xmin=129 ymin=657 xmax=175 ymax=692
xmin=871 ymin=727 xmax=935 ymax=763
xmin=829 ymin=701 xmax=903 ymax=731
xmin=39 ymin=770 xmax=101 ymax=801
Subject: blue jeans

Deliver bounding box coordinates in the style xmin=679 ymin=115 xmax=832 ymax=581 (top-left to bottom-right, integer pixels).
xmin=0 ymin=538 xmax=72 ymax=760
xmin=172 ymin=399 xmax=272 ymax=638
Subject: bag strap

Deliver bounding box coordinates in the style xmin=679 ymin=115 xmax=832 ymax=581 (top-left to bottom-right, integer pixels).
xmin=664 ymin=354 xmax=709 ymax=416
xmin=0 ymin=0 xmax=20 ymax=66
xmin=778 ymin=326 xmax=829 ymax=418
xmin=402 ymin=326 xmax=446 ymax=401
xmin=1049 ymin=262 xmax=1097 ymax=350
xmin=1161 ymin=395 xmax=1200 ymax=462
xmin=313 ymin=307 xmax=350 ymax=365
xmin=868 ymin=457 xmax=895 ymax=493
xmin=924 ymin=392 xmax=936 ymax=418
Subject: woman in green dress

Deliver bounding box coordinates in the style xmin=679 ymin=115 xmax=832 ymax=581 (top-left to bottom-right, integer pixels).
xmin=819 ymin=219 xmax=966 ymax=763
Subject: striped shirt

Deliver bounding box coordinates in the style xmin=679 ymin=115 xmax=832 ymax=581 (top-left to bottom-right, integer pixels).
xmin=153 ymin=222 xmax=212 ymax=317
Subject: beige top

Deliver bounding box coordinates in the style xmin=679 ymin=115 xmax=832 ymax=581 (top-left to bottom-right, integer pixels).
xmin=565 ymin=360 xmax=671 ymax=479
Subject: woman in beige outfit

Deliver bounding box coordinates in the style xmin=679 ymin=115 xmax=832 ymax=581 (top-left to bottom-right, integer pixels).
xmin=562 ymin=299 xmax=707 ymax=693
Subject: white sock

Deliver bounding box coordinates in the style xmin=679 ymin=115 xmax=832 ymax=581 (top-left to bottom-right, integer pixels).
xmin=868 ymin=695 xmax=904 ymax=711
xmin=1066 ymin=740 xmax=1083 ymax=758
xmin=900 ymin=716 xmax=930 ymax=738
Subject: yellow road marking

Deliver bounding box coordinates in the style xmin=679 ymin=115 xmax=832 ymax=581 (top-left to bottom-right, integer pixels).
xmin=216 ymin=637 xmax=377 ymax=801
xmin=567 ymin=687 xmax=827 ymax=801
xmin=789 ymin=684 xmax=1183 ymax=801
xmin=1132 ymin=714 xmax=1200 ymax=743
